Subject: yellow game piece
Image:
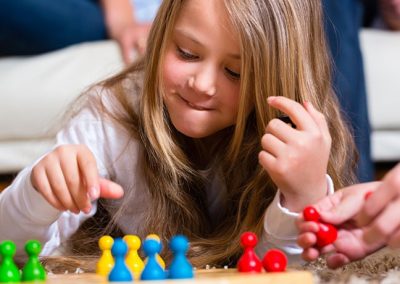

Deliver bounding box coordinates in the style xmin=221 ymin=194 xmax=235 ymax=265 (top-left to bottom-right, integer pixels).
xmin=96 ymin=236 xmax=114 ymax=276
xmin=123 ymin=235 xmax=144 ymax=279
xmin=145 ymin=234 xmax=166 ymax=269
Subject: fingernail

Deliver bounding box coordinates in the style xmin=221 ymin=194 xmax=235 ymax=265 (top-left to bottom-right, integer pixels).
xmin=89 ymin=186 xmax=99 ymax=200
xmin=267 ymin=96 xmax=276 ymax=103
xmin=83 ymin=206 xmax=91 ymax=214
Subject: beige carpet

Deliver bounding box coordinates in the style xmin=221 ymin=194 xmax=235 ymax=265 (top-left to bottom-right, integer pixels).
xmin=300 ymin=248 xmax=400 ymax=283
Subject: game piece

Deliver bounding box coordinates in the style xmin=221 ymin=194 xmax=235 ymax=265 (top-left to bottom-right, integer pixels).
xmin=303 ymin=206 xmax=320 ymax=222
xmin=140 ymin=238 xmax=166 ymax=280
xmin=96 ymin=235 xmax=114 ymax=277
xmin=364 ymin=191 xmax=373 ymax=200
xmin=303 ymin=206 xmax=338 ymax=247
xmin=123 ymin=235 xmax=144 ymax=279
xmin=237 ymin=232 xmax=262 ymax=273
xmin=262 ymin=249 xmax=287 ymax=272
xmin=168 ymin=235 xmax=194 ymax=279
xmin=145 ymin=234 xmax=166 ymax=269
xmin=316 ymin=223 xmax=337 ymax=247
xmin=21 ymin=240 xmax=46 ymax=282
xmin=108 ymin=238 xmax=133 ymax=282
xmin=0 ymin=240 xmax=21 ymax=283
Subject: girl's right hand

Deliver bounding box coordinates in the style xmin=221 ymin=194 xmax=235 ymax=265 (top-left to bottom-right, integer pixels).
xmin=30 ymin=145 xmax=124 ymax=214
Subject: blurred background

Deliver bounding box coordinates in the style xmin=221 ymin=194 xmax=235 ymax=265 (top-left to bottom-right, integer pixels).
xmin=0 ymin=0 xmax=399 ymax=191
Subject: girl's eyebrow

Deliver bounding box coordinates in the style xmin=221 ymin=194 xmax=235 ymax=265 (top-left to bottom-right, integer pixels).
xmin=174 ymin=28 xmax=241 ymax=60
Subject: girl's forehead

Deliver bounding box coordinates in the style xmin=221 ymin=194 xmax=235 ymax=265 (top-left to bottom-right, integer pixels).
xmin=174 ymin=0 xmax=239 ymax=50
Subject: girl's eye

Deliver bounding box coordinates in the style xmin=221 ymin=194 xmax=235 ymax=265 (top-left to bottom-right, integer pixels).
xmin=225 ymin=68 xmax=241 ymax=80
xmin=177 ymin=46 xmax=198 ymax=60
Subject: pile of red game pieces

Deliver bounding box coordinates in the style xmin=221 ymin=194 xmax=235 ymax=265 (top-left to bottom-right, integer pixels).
xmin=303 ymin=206 xmax=337 ymax=247
xmin=237 ymin=232 xmax=287 ymax=273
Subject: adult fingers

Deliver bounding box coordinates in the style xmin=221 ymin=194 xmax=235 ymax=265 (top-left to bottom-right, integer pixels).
xmin=356 ymin=166 xmax=400 ymax=227
xmin=363 ymin=197 xmax=400 ymax=244
xmin=118 ymin=32 xmax=136 ymax=65
xmin=318 ymin=183 xmax=378 ymax=225
xmin=388 ymin=227 xmax=400 ymax=249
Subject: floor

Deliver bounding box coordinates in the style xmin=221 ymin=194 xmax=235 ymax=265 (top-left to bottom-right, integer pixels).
xmin=0 ymin=162 xmax=398 ymax=193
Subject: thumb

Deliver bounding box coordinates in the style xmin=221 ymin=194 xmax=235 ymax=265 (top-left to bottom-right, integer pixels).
xmin=318 ymin=193 xmax=362 ymax=225
xmin=99 ymin=178 xmax=124 ymax=199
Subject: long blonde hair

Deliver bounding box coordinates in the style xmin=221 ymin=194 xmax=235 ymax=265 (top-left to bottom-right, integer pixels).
xmin=71 ymin=0 xmax=356 ymax=268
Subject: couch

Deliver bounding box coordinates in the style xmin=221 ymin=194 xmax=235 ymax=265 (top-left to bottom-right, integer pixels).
xmin=0 ymin=29 xmax=399 ymax=174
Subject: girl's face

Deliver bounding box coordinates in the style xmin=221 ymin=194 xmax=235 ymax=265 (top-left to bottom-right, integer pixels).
xmin=162 ymin=0 xmax=242 ymax=138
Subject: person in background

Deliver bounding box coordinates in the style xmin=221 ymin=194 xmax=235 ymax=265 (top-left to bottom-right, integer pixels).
xmin=365 ymin=0 xmax=400 ymax=30
xmin=380 ymin=0 xmax=400 ymax=29
xmin=0 ymin=0 xmax=161 ymax=64
xmin=322 ymin=0 xmax=375 ymax=182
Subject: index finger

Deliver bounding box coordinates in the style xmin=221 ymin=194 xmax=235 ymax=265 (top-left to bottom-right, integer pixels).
xmin=267 ymin=96 xmax=317 ymax=131
xmin=77 ymin=146 xmax=100 ymax=200
xmin=356 ymin=166 xmax=400 ymax=227
xmin=316 ymin=183 xmax=378 ymax=225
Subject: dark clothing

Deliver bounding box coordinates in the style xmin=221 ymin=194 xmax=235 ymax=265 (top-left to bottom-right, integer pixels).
xmin=363 ymin=0 xmax=378 ymax=26
xmin=323 ymin=0 xmax=374 ymax=182
xmin=0 ymin=0 xmax=107 ymax=56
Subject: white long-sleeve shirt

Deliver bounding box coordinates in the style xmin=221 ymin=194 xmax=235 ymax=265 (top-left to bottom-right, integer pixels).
xmin=0 ymin=95 xmax=333 ymax=264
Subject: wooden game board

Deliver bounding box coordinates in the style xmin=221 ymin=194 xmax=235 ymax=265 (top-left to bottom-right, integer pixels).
xmin=45 ymin=269 xmax=314 ymax=283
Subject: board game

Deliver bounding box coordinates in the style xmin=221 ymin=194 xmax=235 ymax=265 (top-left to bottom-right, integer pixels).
xmin=45 ymin=269 xmax=314 ymax=284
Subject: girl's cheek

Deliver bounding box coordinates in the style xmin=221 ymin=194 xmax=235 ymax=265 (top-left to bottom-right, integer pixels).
xmin=163 ymin=55 xmax=183 ymax=81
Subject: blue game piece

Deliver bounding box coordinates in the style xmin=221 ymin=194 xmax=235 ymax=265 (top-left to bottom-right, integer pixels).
xmin=140 ymin=239 xmax=166 ymax=280
xmin=168 ymin=235 xmax=193 ymax=279
xmin=108 ymin=238 xmax=133 ymax=282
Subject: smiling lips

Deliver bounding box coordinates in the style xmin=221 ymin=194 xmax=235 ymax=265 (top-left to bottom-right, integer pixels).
xmin=180 ymin=95 xmax=212 ymax=111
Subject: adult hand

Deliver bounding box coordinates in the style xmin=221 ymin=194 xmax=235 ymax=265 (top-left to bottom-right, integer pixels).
xmin=355 ymin=164 xmax=400 ymax=248
xmin=380 ymin=0 xmax=400 ymax=30
xmin=297 ymin=181 xmax=385 ymax=268
xmin=102 ymin=0 xmax=152 ymax=64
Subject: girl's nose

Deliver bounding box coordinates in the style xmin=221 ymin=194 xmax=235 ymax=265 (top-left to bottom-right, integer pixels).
xmin=188 ymin=68 xmax=217 ymax=96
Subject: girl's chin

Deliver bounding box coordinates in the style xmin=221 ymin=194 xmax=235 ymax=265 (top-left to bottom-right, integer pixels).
xmin=172 ymin=122 xmax=212 ymax=139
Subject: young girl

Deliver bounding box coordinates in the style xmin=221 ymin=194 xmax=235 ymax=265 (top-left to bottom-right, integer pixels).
xmin=0 ymin=0 xmax=356 ymax=267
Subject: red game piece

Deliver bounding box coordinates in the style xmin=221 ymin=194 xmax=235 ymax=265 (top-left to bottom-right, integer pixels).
xmin=364 ymin=191 xmax=373 ymax=200
xmin=237 ymin=232 xmax=262 ymax=273
xmin=316 ymin=222 xmax=337 ymax=247
xmin=262 ymin=249 xmax=287 ymax=272
xmin=303 ymin=206 xmax=320 ymax=222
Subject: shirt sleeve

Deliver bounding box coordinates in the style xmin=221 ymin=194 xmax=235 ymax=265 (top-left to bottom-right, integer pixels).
xmin=0 ymin=103 xmax=117 ymax=261
xmin=255 ymin=174 xmax=334 ymax=264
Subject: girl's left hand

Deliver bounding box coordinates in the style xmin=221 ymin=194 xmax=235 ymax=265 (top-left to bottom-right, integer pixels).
xmin=258 ymin=96 xmax=331 ymax=212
